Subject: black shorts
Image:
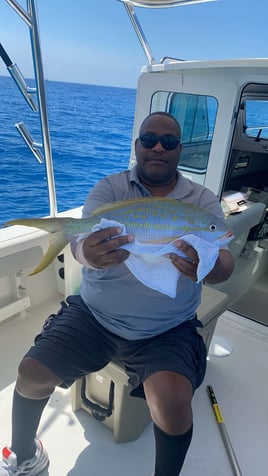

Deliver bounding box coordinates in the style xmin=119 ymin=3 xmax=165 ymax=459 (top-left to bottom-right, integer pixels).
xmin=26 ymin=295 xmax=207 ymax=398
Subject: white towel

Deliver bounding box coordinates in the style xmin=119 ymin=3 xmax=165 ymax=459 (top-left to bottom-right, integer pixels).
xmin=85 ymin=218 xmax=223 ymax=298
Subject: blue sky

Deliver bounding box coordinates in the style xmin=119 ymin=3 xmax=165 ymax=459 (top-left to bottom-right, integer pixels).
xmin=0 ymin=0 xmax=267 ymax=89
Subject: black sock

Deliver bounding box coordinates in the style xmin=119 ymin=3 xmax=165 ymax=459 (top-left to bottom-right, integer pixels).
xmin=11 ymin=389 xmax=49 ymax=465
xmin=153 ymin=423 xmax=193 ymax=476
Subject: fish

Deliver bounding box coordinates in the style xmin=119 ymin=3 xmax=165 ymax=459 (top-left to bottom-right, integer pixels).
xmin=3 ymin=197 xmax=233 ymax=275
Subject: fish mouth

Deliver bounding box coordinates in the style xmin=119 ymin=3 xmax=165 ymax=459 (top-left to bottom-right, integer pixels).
xmin=219 ymin=229 xmax=234 ymax=241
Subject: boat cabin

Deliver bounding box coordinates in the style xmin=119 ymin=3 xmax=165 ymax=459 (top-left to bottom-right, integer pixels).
xmin=130 ymin=58 xmax=268 ymax=325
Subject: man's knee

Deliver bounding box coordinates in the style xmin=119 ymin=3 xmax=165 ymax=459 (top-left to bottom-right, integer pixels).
xmin=16 ymin=356 xmax=62 ymax=399
xmin=144 ymin=371 xmax=193 ymax=434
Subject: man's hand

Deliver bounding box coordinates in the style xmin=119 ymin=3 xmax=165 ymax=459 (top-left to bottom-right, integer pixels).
xmin=167 ymin=239 xmax=199 ymax=281
xmin=167 ymin=239 xmax=234 ymax=283
xmin=82 ymin=227 xmax=134 ymax=269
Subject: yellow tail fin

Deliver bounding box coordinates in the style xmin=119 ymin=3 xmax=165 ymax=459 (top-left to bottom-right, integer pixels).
xmin=4 ymin=218 xmax=69 ymax=275
xmin=30 ymin=230 xmax=69 ymax=275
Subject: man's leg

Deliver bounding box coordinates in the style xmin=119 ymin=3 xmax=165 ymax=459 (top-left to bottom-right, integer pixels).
xmin=2 ymin=295 xmax=117 ymax=471
xmin=144 ymin=370 xmax=193 ymax=476
xmin=10 ymin=357 xmax=62 ymax=465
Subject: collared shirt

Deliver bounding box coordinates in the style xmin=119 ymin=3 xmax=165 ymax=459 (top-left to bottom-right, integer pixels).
xmin=78 ymin=166 xmax=225 ymax=340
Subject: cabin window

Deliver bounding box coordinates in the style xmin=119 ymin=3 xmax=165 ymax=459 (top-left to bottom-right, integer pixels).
xmin=151 ymin=91 xmax=218 ymax=174
xmin=244 ymin=99 xmax=268 ymax=140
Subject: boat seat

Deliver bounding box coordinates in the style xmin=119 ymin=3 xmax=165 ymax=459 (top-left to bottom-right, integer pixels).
xmin=63 ymin=244 xmax=229 ymax=442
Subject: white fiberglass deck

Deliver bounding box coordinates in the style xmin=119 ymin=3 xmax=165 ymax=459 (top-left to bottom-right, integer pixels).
xmin=0 ymin=302 xmax=267 ymax=476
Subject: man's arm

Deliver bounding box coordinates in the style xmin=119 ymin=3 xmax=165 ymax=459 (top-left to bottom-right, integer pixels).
xmin=203 ymin=249 xmax=234 ymax=284
xmin=70 ymin=176 xmax=131 ymax=267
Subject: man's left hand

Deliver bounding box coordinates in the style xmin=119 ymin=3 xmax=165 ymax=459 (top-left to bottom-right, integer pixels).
xmin=167 ymin=239 xmax=234 ymax=284
xmin=167 ymin=239 xmax=199 ymax=281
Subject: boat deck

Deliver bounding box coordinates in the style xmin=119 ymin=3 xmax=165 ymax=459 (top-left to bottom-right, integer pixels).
xmin=0 ymin=301 xmax=267 ymax=476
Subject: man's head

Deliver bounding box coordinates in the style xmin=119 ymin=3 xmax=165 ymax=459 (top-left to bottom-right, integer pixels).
xmin=135 ymin=112 xmax=182 ymax=190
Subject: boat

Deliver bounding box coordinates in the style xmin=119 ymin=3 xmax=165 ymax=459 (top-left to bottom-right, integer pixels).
xmin=0 ymin=1 xmax=267 ymax=475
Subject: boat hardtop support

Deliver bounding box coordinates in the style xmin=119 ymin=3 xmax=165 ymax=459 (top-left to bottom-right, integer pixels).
xmin=120 ymin=0 xmax=215 ymax=65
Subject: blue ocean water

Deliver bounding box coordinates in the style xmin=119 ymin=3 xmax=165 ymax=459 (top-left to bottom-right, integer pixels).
xmin=1 ymin=75 xmax=265 ymax=224
xmin=0 ymin=76 xmax=136 ymax=222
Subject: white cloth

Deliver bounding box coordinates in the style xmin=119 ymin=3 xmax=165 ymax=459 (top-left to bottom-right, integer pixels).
xmin=77 ymin=218 xmax=223 ymax=298
xmin=125 ymin=235 xmax=220 ymax=298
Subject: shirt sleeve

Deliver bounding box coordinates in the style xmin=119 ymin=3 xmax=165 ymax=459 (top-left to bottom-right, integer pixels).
xmin=70 ymin=177 xmax=117 ymax=258
xmin=198 ymin=187 xmax=225 ymax=221
xmin=82 ymin=177 xmax=118 ymax=218
xmin=199 ymin=188 xmax=231 ymax=249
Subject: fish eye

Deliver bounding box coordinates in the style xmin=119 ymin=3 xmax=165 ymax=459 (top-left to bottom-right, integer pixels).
xmin=209 ymin=224 xmax=217 ymax=231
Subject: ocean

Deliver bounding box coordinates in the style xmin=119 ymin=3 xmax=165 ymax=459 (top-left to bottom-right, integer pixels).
xmin=1 ymin=75 xmax=265 ymax=223
xmin=0 ymin=76 xmax=136 ymax=222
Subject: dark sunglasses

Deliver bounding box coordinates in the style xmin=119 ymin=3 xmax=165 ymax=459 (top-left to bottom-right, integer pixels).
xmin=139 ymin=134 xmax=181 ymax=151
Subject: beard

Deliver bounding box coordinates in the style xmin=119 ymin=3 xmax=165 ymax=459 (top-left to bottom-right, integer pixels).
xmin=137 ymin=160 xmax=178 ymax=187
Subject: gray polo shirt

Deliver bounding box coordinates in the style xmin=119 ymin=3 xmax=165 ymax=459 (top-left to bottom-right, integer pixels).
xmin=78 ymin=166 xmax=225 ymax=340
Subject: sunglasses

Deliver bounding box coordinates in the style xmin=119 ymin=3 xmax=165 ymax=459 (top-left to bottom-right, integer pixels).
xmin=139 ymin=134 xmax=181 ymax=151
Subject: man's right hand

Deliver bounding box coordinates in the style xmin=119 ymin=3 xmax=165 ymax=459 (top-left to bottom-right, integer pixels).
xmin=82 ymin=227 xmax=134 ymax=269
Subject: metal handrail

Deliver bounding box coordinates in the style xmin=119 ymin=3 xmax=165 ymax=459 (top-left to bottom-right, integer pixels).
xmin=4 ymin=0 xmax=57 ymax=216
xmin=123 ymin=3 xmax=156 ymax=65
xmin=120 ymin=0 xmax=215 ymax=65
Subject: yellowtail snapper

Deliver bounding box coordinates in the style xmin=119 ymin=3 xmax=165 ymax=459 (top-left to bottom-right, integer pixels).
xmin=3 ymin=198 xmax=233 ymax=275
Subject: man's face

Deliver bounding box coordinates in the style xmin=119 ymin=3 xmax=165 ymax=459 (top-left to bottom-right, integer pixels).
xmin=135 ymin=114 xmax=182 ymax=187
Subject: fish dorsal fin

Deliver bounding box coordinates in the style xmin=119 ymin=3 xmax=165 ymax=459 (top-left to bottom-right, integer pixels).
xmin=89 ymin=197 xmax=176 ymax=216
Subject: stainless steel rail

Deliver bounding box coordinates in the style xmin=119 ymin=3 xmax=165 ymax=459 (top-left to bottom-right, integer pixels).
xmin=120 ymin=0 xmax=215 ymax=65
xmin=123 ymin=3 xmax=156 ymax=65
xmin=4 ymin=0 xmax=57 ymax=216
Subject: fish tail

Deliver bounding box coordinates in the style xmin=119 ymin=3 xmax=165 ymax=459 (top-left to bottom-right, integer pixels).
xmin=4 ymin=218 xmax=69 ymax=275
xmin=30 ymin=230 xmax=69 ymax=275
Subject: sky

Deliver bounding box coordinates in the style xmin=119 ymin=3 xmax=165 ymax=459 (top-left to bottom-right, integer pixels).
xmin=0 ymin=0 xmax=267 ymax=89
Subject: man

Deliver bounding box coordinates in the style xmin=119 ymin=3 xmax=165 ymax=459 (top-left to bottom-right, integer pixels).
xmin=0 ymin=112 xmax=234 ymax=476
